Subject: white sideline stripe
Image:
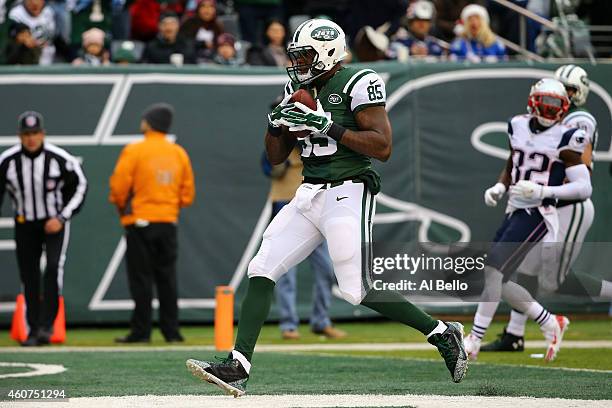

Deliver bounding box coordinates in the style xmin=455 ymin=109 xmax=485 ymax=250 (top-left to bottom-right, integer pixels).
xmin=0 ymin=340 xmax=610 ymax=353
xmin=0 ymin=362 xmax=66 ymax=379
xmin=5 ymin=394 xmax=610 ymax=408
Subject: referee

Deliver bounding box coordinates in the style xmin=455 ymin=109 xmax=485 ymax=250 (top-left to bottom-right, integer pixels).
xmin=0 ymin=111 xmax=88 ymax=346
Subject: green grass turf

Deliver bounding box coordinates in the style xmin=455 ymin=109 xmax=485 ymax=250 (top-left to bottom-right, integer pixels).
xmin=314 ymin=348 xmax=612 ymax=371
xmin=0 ymin=350 xmax=610 ymax=400
xmin=0 ymin=366 xmax=30 ymax=375
xmin=0 ymin=318 xmax=610 ymax=347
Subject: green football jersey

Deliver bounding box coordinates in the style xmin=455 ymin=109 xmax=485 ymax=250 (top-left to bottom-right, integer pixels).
xmin=284 ymin=66 xmax=387 ymax=188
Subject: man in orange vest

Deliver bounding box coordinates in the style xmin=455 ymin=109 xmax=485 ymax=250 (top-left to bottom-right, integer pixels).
xmin=110 ymin=103 xmax=195 ymax=343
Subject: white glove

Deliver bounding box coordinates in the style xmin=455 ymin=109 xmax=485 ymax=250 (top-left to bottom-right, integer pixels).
xmin=287 ymin=100 xmax=333 ymax=134
xmin=268 ymin=94 xmax=293 ymax=128
xmin=509 ymin=180 xmax=549 ymax=200
xmin=484 ymin=182 xmax=507 ymax=207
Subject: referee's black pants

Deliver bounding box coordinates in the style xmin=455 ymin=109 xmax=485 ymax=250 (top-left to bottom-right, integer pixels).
xmin=15 ymin=220 xmax=68 ymax=336
xmin=125 ymin=223 xmax=180 ymax=340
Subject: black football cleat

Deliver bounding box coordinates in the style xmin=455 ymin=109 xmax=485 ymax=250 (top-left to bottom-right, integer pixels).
xmin=480 ymin=328 xmax=525 ymax=352
xmin=21 ymin=336 xmax=40 ymax=347
xmin=37 ymin=328 xmax=52 ymax=345
xmin=428 ymin=322 xmax=468 ymax=383
xmin=186 ymin=356 xmax=248 ymax=397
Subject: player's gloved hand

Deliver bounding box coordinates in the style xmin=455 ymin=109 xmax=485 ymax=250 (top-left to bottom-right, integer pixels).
xmin=267 ymin=94 xmax=294 ymax=130
xmin=284 ymin=100 xmax=333 ymax=134
xmin=484 ymin=182 xmax=507 ymax=207
xmin=509 ymin=180 xmax=550 ymax=200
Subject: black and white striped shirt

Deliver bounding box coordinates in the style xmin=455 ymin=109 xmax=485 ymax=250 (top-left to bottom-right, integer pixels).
xmin=0 ymin=143 xmax=87 ymax=222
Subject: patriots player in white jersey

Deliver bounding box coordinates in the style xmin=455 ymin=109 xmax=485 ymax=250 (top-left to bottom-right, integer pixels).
xmin=480 ymin=67 xmax=612 ymax=353
xmin=463 ymin=78 xmax=593 ymax=361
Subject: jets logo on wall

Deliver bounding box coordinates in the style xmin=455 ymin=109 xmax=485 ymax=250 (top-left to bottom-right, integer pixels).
xmin=328 ymin=94 xmax=342 ymax=104
xmin=311 ymin=27 xmax=339 ymax=41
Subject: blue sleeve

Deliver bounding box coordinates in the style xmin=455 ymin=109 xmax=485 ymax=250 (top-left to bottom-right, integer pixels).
xmin=428 ymin=39 xmax=443 ymax=56
xmin=496 ymin=40 xmax=507 ymax=57
xmin=450 ymin=39 xmax=466 ymax=58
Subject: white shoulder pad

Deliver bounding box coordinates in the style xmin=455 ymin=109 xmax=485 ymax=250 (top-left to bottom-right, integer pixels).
xmin=349 ymin=72 xmax=386 ymax=112
xmin=558 ymin=127 xmax=588 ymax=154
xmin=508 ymin=114 xmax=529 ymax=137
xmin=563 ymin=111 xmax=597 ymax=145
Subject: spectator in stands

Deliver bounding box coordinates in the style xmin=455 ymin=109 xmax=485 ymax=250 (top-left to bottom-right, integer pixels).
xmin=142 ymin=12 xmax=195 ymax=64
xmin=47 ymin=0 xmax=70 ymax=42
xmin=5 ymin=23 xmax=41 ymax=64
xmin=8 ymin=0 xmax=70 ymax=64
xmin=69 ymin=0 xmax=112 ymax=55
xmin=235 ymin=0 xmax=281 ymax=45
xmin=246 ymin=18 xmax=288 ymax=66
xmin=345 ymin=0 xmax=406 ymax=47
xmin=179 ymin=0 xmax=224 ymax=63
xmin=112 ymin=0 xmax=131 ymax=40
xmin=213 ymin=32 xmax=239 ymax=65
xmin=72 ymin=27 xmax=110 ymax=65
xmin=112 ymin=43 xmax=138 ymax=64
xmin=432 ymin=0 xmax=486 ymax=42
xmin=390 ymin=0 xmax=444 ymax=59
xmin=130 ymin=0 xmax=185 ymax=42
xmin=353 ymin=25 xmax=389 ymax=62
xmin=450 ymin=4 xmax=506 ymax=62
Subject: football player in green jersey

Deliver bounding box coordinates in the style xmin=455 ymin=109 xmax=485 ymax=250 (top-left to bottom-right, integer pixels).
xmin=186 ymin=19 xmax=468 ymax=397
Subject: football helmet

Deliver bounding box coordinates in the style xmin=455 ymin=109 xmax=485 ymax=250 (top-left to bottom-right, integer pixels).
xmin=554 ymin=64 xmax=589 ymax=106
xmin=286 ymin=19 xmax=348 ymax=84
xmin=527 ymin=78 xmax=570 ymax=127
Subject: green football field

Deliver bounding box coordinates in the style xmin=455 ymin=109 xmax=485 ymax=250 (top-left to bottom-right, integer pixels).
xmin=0 ymin=319 xmax=611 ymax=407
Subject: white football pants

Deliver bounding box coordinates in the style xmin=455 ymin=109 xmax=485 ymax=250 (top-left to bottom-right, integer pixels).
xmin=518 ymin=199 xmax=594 ymax=292
xmin=248 ymin=180 xmax=375 ymax=305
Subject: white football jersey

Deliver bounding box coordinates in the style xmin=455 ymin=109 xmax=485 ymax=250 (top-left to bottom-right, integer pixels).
xmin=8 ymin=5 xmax=56 ymax=43
xmin=562 ymin=108 xmax=598 ymax=168
xmin=507 ymin=114 xmax=588 ymax=209
xmin=8 ymin=4 xmax=56 ymax=65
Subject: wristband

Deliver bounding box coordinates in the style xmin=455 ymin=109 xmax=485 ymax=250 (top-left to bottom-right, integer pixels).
xmin=326 ymin=123 xmax=346 ymax=142
xmin=267 ymin=122 xmax=282 ymax=137
xmin=57 ymin=215 xmax=67 ymax=224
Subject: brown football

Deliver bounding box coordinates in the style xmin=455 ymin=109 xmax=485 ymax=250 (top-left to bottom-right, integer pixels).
xmin=287 ymin=89 xmax=317 ymax=138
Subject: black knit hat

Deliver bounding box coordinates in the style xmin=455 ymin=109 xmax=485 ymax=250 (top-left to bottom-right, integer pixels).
xmin=142 ymin=103 xmax=174 ymax=133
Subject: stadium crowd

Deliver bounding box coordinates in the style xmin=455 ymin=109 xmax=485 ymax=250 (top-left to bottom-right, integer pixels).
xmin=0 ymin=0 xmax=610 ymax=66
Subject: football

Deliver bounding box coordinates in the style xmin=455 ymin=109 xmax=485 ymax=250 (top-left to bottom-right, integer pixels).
xmin=287 ymin=89 xmax=317 ymax=138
